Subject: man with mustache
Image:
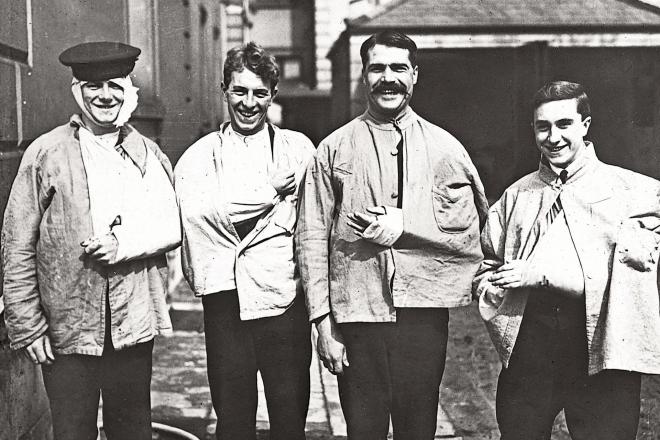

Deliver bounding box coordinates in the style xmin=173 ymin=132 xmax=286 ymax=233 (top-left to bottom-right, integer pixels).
xmin=474 ymin=81 xmax=660 ymax=439
xmin=296 ymin=31 xmax=487 ymax=439
xmin=175 ymin=42 xmax=314 ymax=440
xmin=1 ymin=42 xmax=180 ymax=440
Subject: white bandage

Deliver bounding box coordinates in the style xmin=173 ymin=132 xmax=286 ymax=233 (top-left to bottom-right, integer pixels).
xmin=71 ymin=76 xmax=139 ymax=127
xmin=361 ymin=207 xmax=403 ymax=247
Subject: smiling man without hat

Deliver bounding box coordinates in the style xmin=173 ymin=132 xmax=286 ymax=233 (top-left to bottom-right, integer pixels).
xmin=474 ymin=81 xmax=660 ymax=440
xmin=174 ymin=42 xmax=315 ymax=440
xmin=295 ymin=31 xmax=488 ymax=439
xmin=2 ymin=41 xmax=180 ymax=440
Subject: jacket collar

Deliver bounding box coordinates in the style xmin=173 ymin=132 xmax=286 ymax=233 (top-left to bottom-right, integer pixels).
xmin=362 ymin=106 xmax=416 ymax=131
xmin=538 ymin=141 xmax=598 ymax=187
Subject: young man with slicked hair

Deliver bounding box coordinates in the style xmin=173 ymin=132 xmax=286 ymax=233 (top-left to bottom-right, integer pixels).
xmin=475 ymin=80 xmax=660 ymax=440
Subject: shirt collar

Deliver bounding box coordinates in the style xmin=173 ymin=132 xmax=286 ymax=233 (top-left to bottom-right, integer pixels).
xmin=226 ymin=123 xmax=269 ymax=145
xmin=69 ymin=114 xmax=129 ymax=141
xmin=70 ymin=114 xmax=146 ymax=174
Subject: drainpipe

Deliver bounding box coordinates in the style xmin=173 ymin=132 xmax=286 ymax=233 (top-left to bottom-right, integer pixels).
xmin=241 ymin=0 xmax=251 ymax=43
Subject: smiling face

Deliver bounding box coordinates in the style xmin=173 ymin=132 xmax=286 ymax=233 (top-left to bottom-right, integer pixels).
xmin=362 ymin=44 xmax=418 ymax=121
xmin=533 ymin=98 xmax=591 ymax=168
xmin=80 ymin=80 xmax=124 ymax=133
xmin=224 ymin=68 xmax=275 ymax=135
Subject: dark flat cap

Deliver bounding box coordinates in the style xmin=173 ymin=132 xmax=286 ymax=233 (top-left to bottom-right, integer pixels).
xmin=59 ymin=42 xmax=141 ymax=81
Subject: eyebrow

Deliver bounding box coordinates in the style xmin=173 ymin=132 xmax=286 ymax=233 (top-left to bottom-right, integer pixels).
xmin=230 ymin=85 xmax=269 ymax=92
xmin=534 ymin=118 xmax=575 ymax=126
xmin=368 ymin=62 xmax=410 ymax=70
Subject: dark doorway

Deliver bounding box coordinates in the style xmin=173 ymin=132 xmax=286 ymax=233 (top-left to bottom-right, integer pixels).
xmin=413 ymin=44 xmax=660 ymax=200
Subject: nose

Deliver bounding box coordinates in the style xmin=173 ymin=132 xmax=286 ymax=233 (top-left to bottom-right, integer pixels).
xmin=244 ymin=91 xmax=256 ymax=107
xmin=548 ymin=126 xmax=562 ymax=143
xmin=100 ymin=83 xmax=112 ymax=100
xmin=382 ymin=66 xmax=395 ymax=82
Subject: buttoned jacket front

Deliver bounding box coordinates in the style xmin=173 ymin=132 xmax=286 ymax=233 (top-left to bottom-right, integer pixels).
xmin=474 ymin=145 xmax=660 ymax=374
xmin=2 ymin=116 xmax=178 ymax=355
xmin=175 ymin=124 xmax=315 ymax=320
xmin=296 ymin=109 xmax=488 ymax=323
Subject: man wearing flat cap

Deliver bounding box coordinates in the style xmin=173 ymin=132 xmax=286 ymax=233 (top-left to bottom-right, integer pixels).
xmin=1 ymin=42 xmax=180 ymax=440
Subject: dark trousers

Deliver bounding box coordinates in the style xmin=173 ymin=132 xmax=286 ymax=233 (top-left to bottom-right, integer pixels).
xmin=497 ymin=298 xmax=641 ymax=440
xmin=41 ymin=339 xmax=154 ymax=440
xmin=203 ymin=291 xmax=312 ymax=440
xmin=337 ymin=308 xmax=449 ymax=440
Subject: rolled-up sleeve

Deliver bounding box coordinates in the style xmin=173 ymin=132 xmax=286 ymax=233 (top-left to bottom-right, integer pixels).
xmin=295 ymin=143 xmax=335 ymax=321
xmin=1 ymin=144 xmax=49 ymax=350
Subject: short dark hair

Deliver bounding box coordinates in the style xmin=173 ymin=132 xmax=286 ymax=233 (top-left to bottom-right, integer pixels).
xmin=533 ymin=81 xmax=591 ymax=120
xmin=223 ymin=42 xmax=279 ymax=92
xmin=359 ymin=31 xmax=417 ymax=69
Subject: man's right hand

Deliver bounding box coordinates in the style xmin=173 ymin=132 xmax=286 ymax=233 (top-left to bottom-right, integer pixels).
xmin=25 ymin=334 xmax=55 ymax=365
xmin=270 ymin=169 xmax=296 ymax=197
xmin=315 ymin=314 xmax=349 ymax=375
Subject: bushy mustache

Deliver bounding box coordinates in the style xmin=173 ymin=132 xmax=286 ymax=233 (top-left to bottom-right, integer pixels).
xmin=371 ymin=82 xmax=408 ymax=95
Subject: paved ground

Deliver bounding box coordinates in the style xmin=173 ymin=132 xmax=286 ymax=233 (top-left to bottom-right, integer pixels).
xmin=152 ymin=282 xmax=660 ymax=439
xmin=442 ymin=305 xmax=660 ymax=440
xmin=153 ymin=310 xmax=459 ymax=439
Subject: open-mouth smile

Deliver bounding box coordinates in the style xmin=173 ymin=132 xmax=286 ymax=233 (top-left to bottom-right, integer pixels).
xmin=237 ymin=108 xmax=260 ymax=118
xmin=93 ymin=103 xmax=119 ymax=110
xmin=546 ymin=144 xmax=567 ymax=153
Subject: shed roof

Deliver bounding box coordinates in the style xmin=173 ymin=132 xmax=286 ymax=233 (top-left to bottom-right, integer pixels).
xmin=349 ymin=0 xmax=660 ymax=31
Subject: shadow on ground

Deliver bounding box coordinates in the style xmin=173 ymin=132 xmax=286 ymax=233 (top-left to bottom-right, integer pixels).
xmin=443 ymin=304 xmax=660 ymax=440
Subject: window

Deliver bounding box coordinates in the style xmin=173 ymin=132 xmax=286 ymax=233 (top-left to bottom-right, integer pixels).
xmin=0 ymin=0 xmax=29 ymax=63
xmin=280 ymin=56 xmax=302 ymax=80
xmin=127 ymin=0 xmax=159 ymax=98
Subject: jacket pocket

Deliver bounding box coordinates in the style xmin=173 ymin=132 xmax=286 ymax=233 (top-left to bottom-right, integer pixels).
xmin=431 ymin=183 xmax=477 ymax=233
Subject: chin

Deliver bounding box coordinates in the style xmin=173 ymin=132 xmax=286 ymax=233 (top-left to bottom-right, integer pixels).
xmin=91 ymin=113 xmax=120 ymax=125
xmin=94 ymin=119 xmax=119 ymax=127
xmin=377 ymin=99 xmax=404 ymax=109
xmin=235 ymin=123 xmax=261 ymax=134
xmin=548 ymin=158 xmax=570 ymax=168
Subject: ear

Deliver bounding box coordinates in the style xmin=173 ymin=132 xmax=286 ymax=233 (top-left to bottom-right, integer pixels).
xmin=581 ymin=116 xmax=592 ymax=135
xmin=271 ymin=87 xmax=278 ymax=99
xmin=221 ymin=82 xmax=228 ymax=102
xmin=412 ymin=65 xmax=419 ymax=85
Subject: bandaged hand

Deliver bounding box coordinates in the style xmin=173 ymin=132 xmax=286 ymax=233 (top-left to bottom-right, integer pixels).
xmin=347 ymin=206 xmax=403 ymax=247
xmin=617 ymin=222 xmax=660 ymax=272
xmin=483 ymin=284 xmax=506 ymax=309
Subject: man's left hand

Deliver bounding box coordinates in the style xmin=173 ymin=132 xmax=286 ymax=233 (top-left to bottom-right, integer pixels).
xmin=81 ymin=233 xmax=119 ymax=265
xmin=347 ymin=206 xmax=403 ymax=247
xmin=346 ymin=207 xmax=381 ymax=234
xmin=489 ymin=260 xmax=542 ymax=290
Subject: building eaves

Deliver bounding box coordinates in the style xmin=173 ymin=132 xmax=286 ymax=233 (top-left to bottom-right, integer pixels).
xmin=346 ymin=0 xmax=660 ymax=33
